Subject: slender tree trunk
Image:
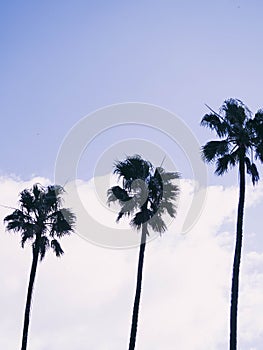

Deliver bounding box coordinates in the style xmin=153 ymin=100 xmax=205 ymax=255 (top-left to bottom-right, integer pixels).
xmin=230 ymin=154 xmax=245 ymax=350
xmin=21 ymin=248 xmax=39 ymax=350
xmin=128 ymin=224 xmax=147 ymax=350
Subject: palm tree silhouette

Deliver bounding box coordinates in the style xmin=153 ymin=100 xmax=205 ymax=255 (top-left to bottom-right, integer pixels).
xmin=201 ymin=98 xmax=263 ymax=350
xmin=107 ymin=155 xmax=179 ymax=350
xmin=4 ymin=184 xmax=75 ymax=350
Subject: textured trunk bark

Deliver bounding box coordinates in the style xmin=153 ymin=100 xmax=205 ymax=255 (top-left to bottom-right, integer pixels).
xmin=21 ymin=248 xmax=39 ymax=350
xmin=128 ymin=224 xmax=147 ymax=350
xmin=230 ymin=153 xmax=245 ymax=350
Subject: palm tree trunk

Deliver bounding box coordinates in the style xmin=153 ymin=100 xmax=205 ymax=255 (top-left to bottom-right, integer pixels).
xmin=21 ymin=248 xmax=39 ymax=350
xmin=128 ymin=224 xmax=147 ymax=350
xmin=230 ymin=153 xmax=245 ymax=350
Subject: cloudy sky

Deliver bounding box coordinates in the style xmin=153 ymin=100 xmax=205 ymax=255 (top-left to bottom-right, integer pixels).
xmin=1 ymin=1 xmax=263 ymax=349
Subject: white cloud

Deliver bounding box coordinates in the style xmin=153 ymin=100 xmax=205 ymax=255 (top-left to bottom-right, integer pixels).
xmin=0 ymin=176 xmax=263 ymax=349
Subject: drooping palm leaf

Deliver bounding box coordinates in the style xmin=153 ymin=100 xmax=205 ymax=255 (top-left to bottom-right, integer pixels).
xmin=201 ymin=140 xmax=229 ymax=163
xmin=245 ymin=157 xmax=259 ymax=185
xmin=51 ymin=239 xmax=64 ymax=257
xmin=215 ymin=154 xmax=237 ymax=175
xmin=107 ymin=186 xmax=131 ymax=203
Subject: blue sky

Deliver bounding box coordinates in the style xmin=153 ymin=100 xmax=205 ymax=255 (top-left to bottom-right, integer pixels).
xmin=1 ymin=0 xmax=263 ymax=179
xmin=1 ymin=1 xmax=263 ymax=349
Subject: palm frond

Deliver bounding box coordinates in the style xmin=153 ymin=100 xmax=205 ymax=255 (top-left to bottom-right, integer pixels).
xmin=159 ymin=200 xmax=177 ymax=218
xmin=147 ymin=213 xmax=167 ymax=234
xmin=255 ymin=143 xmax=263 ymax=162
xmin=107 ymin=186 xmax=131 ymax=204
xmin=20 ymin=190 xmax=35 ymax=213
xmin=51 ymin=239 xmax=64 ymax=257
xmin=114 ymin=155 xmax=152 ymax=184
xmin=21 ymin=226 xmax=35 ymax=247
xmin=154 ymin=167 xmax=180 ymax=181
xmin=4 ymin=209 xmax=31 ymax=231
xmin=130 ymin=210 xmax=152 ymax=230
xmin=201 ymin=140 xmax=229 ymax=163
xmin=162 ymin=182 xmax=180 ymax=198
xmin=253 ymin=110 xmax=263 ymax=138
xmin=37 ymin=236 xmax=50 ymax=261
xmin=215 ymin=154 xmax=237 ymax=175
xmin=44 ymin=185 xmax=64 ymax=211
xmin=49 ymin=208 xmax=75 ymax=237
xmin=149 ymin=168 xmax=179 ymax=202
xmin=200 ymin=113 xmax=228 ymax=137
xmin=222 ymin=99 xmax=249 ymax=126
xmin=116 ymin=197 xmax=139 ymax=222
xmin=245 ymin=157 xmax=260 ymax=185
xmin=32 ymin=184 xmax=42 ymax=200
xmin=252 ymin=111 xmax=263 ymax=162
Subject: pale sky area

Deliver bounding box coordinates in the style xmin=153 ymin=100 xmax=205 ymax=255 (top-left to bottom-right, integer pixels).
xmin=1 ymin=1 xmax=263 ymax=349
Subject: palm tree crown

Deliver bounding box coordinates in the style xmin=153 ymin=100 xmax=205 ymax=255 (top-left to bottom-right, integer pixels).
xmin=201 ymin=98 xmax=263 ymax=183
xmin=107 ymin=154 xmax=179 ymax=232
xmin=4 ymin=183 xmax=75 ymax=258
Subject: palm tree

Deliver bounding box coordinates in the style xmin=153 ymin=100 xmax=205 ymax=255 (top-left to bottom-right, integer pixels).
xmin=107 ymin=155 xmax=179 ymax=350
xmin=4 ymin=183 xmax=75 ymax=350
xmin=200 ymin=98 xmax=263 ymax=350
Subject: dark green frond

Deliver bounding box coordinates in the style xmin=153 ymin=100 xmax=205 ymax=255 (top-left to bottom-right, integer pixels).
xmin=116 ymin=212 xmax=124 ymax=221
xmin=49 ymin=208 xmax=75 ymax=237
xmin=20 ymin=190 xmax=35 ymax=212
xmin=252 ymin=111 xmax=263 ymax=162
xmin=255 ymin=143 xmax=263 ymax=163
xmin=51 ymin=239 xmax=64 ymax=257
xmin=222 ymin=99 xmax=250 ymax=126
xmin=37 ymin=236 xmax=50 ymax=261
xmin=250 ymin=163 xmax=260 ymax=185
xmin=59 ymin=208 xmax=76 ymax=227
xmin=21 ymin=226 xmax=35 ymax=248
xmin=130 ymin=210 xmax=152 ymax=230
xmin=149 ymin=168 xmax=179 ymax=204
xmin=200 ymin=113 xmax=228 ymax=137
xmin=201 ymin=140 xmax=229 ymax=163
xmin=162 ymin=182 xmax=180 ymax=199
xmin=32 ymin=184 xmax=42 ymax=200
xmin=107 ymin=186 xmax=131 ymax=204
xmin=154 ymin=167 xmax=180 ymax=181
xmin=253 ymin=110 xmax=263 ymax=137
xmin=44 ymin=185 xmax=64 ymax=211
xmin=215 ymin=154 xmax=237 ymax=175
xmin=4 ymin=209 xmax=31 ymax=232
xmin=21 ymin=234 xmax=29 ymax=248
xmin=148 ymin=177 xmax=162 ymax=205
xmin=114 ymin=155 xmax=152 ymax=186
xmin=245 ymin=157 xmax=259 ymax=185
xmin=147 ymin=213 xmax=167 ymax=234
xmin=116 ymin=197 xmax=139 ymax=222
xmin=159 ymin=200 xmax=177 ymax=218
xmin=4 ymin=208 xmax=37 ymax=248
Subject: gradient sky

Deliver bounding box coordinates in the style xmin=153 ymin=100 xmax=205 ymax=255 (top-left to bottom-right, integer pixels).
xmin=1 ymin=0 xmax=263 ymax=179
xmin=1 ymin=1 xmax=263 ymax=349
